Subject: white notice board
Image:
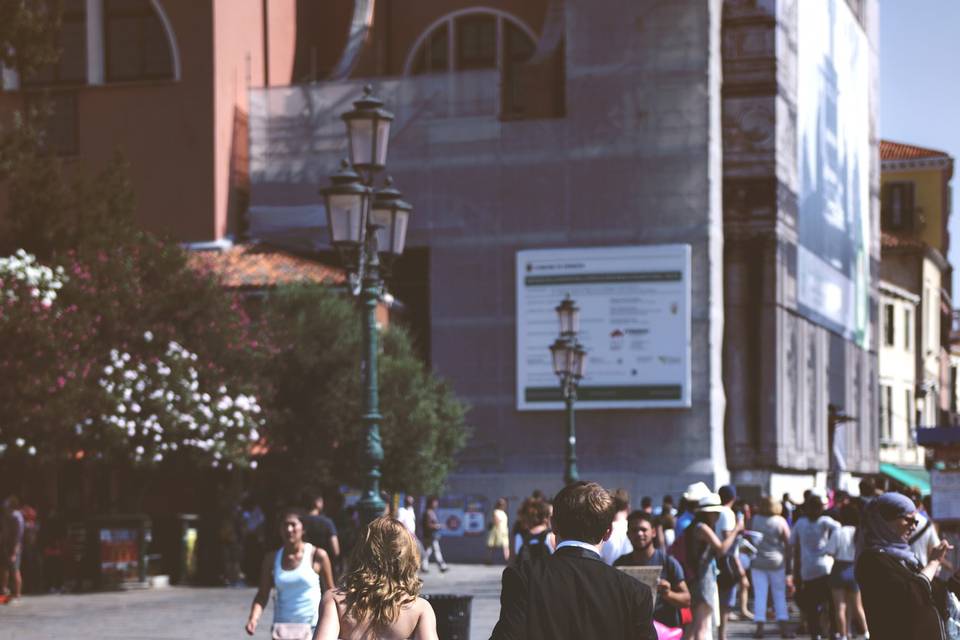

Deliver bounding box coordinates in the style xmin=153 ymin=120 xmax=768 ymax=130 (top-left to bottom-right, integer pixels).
xmin=516 ymin=245 xmax=692 ymax=410
xmin=932 ymin=470 xmax=960 ymax=521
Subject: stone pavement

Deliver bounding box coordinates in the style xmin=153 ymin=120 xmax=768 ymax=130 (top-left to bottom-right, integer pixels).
xmin=0 ymin=564 xmax=793 ymax=639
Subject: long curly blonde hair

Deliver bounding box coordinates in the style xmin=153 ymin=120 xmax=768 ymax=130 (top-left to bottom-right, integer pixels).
xmin=340 ymin=516 xmax=423 ymax=630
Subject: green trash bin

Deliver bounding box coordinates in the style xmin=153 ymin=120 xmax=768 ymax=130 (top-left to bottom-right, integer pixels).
xmin=424 ymin=594 xmax=472 ymax=640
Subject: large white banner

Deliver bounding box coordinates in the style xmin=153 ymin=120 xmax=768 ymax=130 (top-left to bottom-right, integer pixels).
xmin=796 ymin=0 xmax=871 ymax=347
xmin=516 ymin=245 xmax=691 ymax=410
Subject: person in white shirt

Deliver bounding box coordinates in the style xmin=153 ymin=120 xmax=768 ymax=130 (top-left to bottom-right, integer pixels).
xmin=396 ymin=495 xmax=425 ymax=560
xmin=824 ymin=503 xmax=868 ymax=640
xmin=396 ymin=495 xmax=417 ymax=536
xmin=715 ymin=485 xmax=748 ymax=640
xmin=600 ymin=489 xmax=633 ymax=565
xmin=793 ymin=490 xmax=840 ymax=640
xmin=907 ymin=491 xmax=940 ymax=566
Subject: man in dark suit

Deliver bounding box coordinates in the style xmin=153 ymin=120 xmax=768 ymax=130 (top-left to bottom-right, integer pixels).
xmin=490 ymin=481 xmax=657 ymax=640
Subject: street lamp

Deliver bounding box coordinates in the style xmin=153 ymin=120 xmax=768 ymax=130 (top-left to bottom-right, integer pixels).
xmin=550 ymin=295 xmax=587 ymax=486
xmin=320 ymin=85 xmax=411 ymax=529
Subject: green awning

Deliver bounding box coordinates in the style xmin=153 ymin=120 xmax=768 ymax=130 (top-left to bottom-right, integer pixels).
xmin=879 ymin=462 xmax=931 ymax=495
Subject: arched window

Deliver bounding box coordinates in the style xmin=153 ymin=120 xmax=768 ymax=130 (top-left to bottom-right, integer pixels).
xmin=14 ymin=0 xmax=178 ymax=89
xmin=104 ymin=0 xmax=174 ymax=82
xmin=407 ymin=10 xmax=536 ymax=76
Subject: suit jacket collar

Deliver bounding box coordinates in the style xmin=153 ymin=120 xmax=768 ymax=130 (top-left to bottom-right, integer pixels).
xmin=554 ymin=544 xmax=603 ymax=562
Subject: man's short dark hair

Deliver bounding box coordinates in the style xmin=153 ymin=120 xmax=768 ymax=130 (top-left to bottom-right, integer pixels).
xmin=302 ymin=490 xmax=322 ymax=511
xmin=612 ymin=488 xmax=630 ymax=512
xmin=662 ymin=495 xmax=674 ymax=505
xmin=626 ymin=510 xmax=656 ymax=529
xmin=640 ymin=496 xmax=653 ymax=509
xmin=552 ymin=482 xmax=615 ymax=544
xmin=718 ymin=485 xmax=736 ymax=505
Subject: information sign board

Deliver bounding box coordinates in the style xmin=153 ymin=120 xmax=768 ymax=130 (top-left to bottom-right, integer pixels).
xmin=516 ymin=245 xmax=692 ymax=410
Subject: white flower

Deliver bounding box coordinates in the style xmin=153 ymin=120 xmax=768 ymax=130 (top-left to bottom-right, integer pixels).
xmin=27 ymin=446 xmax=36 ymax=456
xmin=250 ymin=460 xmax=258 ymax=469
xmin=15 ymin=438 xmax=25 ymax=447
xmin=135 ymin=445 xmax=145 ymax=455
xmin=144 ymin=330 xmax=154 ymax=342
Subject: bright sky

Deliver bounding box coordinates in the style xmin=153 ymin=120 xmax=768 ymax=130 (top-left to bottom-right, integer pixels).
xmin=879 ymin=0 xmax=960 ymax=293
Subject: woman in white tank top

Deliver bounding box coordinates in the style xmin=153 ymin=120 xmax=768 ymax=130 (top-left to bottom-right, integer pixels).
xmin=245 ymin=508 xmax=335 ymax=638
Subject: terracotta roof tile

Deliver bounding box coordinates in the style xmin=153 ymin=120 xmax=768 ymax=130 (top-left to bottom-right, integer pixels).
xmin=880 ymin=139 xmax=950 ymax=161
xmin=187 ymin=244 xmax=346 ymax=289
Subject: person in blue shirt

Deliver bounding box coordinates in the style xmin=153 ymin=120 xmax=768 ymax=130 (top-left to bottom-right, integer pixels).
xmin=245 ymin=508 xmax=335 ymax=637
xmin=614 ymin=511 xmax=691 ymax=629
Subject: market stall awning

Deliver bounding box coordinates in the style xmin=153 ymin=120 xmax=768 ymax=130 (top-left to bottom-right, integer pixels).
xmin=879 ymin=462 xmax=931 ymax=495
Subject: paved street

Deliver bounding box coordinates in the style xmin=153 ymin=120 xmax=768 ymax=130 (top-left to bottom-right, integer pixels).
xmin=0 ymin=564 xmax=791 ymax=639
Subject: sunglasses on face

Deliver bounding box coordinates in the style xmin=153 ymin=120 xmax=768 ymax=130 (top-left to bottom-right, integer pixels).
xmin=900 ymin=515 xmax=919 ymax=527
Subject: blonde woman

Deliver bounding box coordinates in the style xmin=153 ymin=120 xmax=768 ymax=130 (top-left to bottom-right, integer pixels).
xmin=486 ymin=498 xmax=510 ymax=564
xmin=315 ymin=517 xmax=438 ymax=640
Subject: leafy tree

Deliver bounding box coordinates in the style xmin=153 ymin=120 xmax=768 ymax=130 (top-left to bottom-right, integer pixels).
xmin=0 ymin=250 xmax=90 ymax=459
xmin=0 ymin=0 xmax=61 ymax=76
xmin=261 ymin=284 xmax=469 ymax=497
xmin=0 ymin=131 xmax=266 ymax=467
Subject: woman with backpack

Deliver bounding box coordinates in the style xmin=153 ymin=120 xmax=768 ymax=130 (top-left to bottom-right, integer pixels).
xmin=514 ymin=499 xmax=555 ymax=562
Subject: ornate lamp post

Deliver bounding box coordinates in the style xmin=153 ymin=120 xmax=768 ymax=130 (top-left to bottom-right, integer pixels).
xmin=549 ymin=295 xmax=587 ymax=486
xmin=321 ymin=86 xmax=410 ymax=528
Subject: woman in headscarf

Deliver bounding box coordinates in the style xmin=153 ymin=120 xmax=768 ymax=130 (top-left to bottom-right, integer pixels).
xmin=855 ymin=492 xmax=953 ymax=640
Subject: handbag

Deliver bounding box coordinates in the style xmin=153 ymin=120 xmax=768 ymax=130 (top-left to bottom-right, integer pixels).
xmin=653 ymin=620 xmax=683 ymax=640
xmin=716 ymin=553 xmax=739 ymax=590
xmin=271 ymin=622 xmax=312 ymax=640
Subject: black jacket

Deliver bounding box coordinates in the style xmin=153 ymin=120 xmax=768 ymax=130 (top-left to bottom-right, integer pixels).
xmin=489 ymin=545 xmax=657 ymax=640
xmin=855 ymin=549 xmax=949 ymax=640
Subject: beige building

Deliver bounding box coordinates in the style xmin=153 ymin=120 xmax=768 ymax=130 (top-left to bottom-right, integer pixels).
xmin=879 ymin=140 xmax=955 ymax=485
xmin=878 ymin=280 xmax=921 ymax=466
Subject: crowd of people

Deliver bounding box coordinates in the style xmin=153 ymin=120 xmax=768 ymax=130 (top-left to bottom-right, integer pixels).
xmin=480 ymin=478 xmax=960 ymax=640
xmin=6 ymin=479 xmax=960 ymax=640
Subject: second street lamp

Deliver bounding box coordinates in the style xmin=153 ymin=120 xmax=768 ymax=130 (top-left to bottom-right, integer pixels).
xmin=550 ymin=295 xmax=587 ymax=486
xmin=320 ymin=86 xmax=410 ymax=531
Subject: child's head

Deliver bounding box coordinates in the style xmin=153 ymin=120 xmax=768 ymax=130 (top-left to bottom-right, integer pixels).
xmin=341 ymin=516 xmax=422 ymax=629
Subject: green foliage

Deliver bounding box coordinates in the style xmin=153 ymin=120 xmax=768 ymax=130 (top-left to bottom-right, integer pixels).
xmin=262 ymin=284 xmax=469 ymax=497
xmin=0 ymin=0 xmax=61 ymax=76
xmin=0 ymin=130 xmax=265 ymax=468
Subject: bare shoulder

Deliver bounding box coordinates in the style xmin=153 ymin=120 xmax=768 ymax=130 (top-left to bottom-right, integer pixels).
xmin=415 ymin=596 xmax=435 ymax=615
xmin=412 ymin=597 xmax=438 ymax=640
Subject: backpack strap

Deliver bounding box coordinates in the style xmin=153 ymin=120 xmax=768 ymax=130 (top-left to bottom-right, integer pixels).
xmin=909 ymin=518 xmax=933 ymax=545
